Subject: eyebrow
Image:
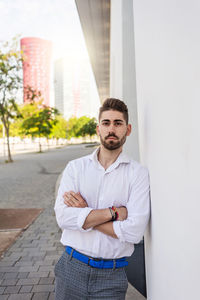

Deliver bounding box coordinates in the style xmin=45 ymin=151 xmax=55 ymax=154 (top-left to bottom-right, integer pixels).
xmin=101 ymin=119 xmax=124 ymax=123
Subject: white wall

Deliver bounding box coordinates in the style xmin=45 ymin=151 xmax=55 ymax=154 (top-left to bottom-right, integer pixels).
xmin=110 ymin=0 xmax=139 ymax=160
xmin=110 ymin=0 xmax=123 ymax=99
xmin=133 ymin=0 xmax=200 ymax=299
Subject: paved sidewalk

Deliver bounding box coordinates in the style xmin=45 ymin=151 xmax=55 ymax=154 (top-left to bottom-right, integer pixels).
xmin=0 ymin=207 xmax=61 ymax=299
xmin=0 ymin=205 xmax=145 ymax=299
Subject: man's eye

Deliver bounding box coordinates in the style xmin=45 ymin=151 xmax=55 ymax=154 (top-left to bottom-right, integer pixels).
xmin=102 ymin=122 xmax=109 ymax=126
xmin=115 ymin=122 xmax=122 ymax=126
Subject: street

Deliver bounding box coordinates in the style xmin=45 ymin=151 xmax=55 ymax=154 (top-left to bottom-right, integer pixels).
xmin=0 ymin=145 xmax=94 ymax=209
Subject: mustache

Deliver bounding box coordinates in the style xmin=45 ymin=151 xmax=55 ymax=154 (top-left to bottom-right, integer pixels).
xmin=105 ymin=134 xmax=119 ymax=140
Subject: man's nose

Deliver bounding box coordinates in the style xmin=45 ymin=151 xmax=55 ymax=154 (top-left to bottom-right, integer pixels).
xmin=108 ymin=123 xmax=116 ymax=131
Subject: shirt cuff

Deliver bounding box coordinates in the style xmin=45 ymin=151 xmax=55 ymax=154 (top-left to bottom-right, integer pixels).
xmin=77 ymin=207 xmax=93 ymax=232
xmin=113 ymin=221 xmax=126 ymax=242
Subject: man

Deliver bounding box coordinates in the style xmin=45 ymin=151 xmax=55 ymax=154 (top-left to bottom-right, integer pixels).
xmin=54 ymin=98 xmax=150 ymax=300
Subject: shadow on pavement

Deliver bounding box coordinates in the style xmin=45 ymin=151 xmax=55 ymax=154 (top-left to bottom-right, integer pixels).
xmin=0 ymin=208 xmax=43 ymax=257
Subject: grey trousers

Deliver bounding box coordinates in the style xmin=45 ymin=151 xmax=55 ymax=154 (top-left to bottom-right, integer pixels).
xmin=54 ymin=251 xmax=128 ymax=300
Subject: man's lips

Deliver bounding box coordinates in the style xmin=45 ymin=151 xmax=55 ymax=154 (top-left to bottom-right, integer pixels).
xmin=106 ymin=136 xmax=118 ymax=140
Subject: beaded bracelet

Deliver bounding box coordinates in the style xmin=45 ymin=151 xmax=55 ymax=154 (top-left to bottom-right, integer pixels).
xmin=109 ymin=207 xmax=115 ymax=220
xmin=109 ymin=206 xmax=119 ymax=221
xmin=112 ymin=206 xmax=119 ymax=221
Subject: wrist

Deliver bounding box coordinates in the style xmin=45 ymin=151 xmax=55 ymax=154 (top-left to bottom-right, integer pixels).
xmin=109 ymin=207 xmax=115 ymax=220
xmin=109 ymin=206 xmax=119 ymax=221
xmin=104 ymin=208 xmax=114 ymax=222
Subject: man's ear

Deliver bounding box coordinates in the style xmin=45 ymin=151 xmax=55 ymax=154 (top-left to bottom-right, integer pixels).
xmin=126 ymin=124 xmax=132 ymax=136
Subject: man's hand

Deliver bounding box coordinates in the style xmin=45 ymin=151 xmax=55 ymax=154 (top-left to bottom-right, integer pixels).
xmin=116 ymin=206 xmax=128 ymax=221
xmin=63 ymin=191 xmax=88 ymax=208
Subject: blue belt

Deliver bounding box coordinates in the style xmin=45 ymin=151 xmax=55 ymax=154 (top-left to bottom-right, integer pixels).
xmin=66 ymin=246 xmax=128 ymax=269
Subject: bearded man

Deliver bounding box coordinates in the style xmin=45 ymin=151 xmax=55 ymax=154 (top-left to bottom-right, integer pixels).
xmin=54 ymin=98 xmax=150 ymax=300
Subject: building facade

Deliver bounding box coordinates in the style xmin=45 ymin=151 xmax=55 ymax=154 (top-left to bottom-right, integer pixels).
xmin=75 ymin=1 xmax=200 ymax=299
xmin=20 ymin=37 xmax=52 ymax=106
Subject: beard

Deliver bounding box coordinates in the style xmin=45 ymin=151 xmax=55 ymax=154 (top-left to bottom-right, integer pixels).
xmin=99 ymin=133 xmax=127 ymax=150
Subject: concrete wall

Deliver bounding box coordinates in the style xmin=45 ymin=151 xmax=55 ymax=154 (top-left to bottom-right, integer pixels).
xmin=110 ymin=0 xmax=123 ymax=99
xmin=133 ymin=0 xmax=200 ymax=299
xmin=110 ymin=0 xmax=139 ymax=160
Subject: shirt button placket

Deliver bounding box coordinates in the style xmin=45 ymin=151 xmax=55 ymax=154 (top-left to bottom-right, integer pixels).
xmin=98 ymin=172 xmax=105 ymax=206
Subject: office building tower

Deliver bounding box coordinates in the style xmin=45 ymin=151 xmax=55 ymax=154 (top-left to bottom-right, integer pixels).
xmin=21 ymin=37 xmax=52 ymax=106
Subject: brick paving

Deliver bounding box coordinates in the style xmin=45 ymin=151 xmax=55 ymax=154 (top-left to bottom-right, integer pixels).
xmin=0 ymin=145 xmax=145 ymax=300
xmin=0 ymin=146 xmax=93 ymax=299
xmin=0 ymin=206 xmax=62 ymax=299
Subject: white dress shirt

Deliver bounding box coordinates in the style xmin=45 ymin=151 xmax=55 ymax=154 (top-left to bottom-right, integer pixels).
xmin=54 ymin=148 xmax=150 ymax=259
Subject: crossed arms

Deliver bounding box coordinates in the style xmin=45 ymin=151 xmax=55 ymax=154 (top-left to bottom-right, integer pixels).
xmin=54 ymin=162 xmax=150 ymax=244
xmin=63 ymin=191 xmax=128 ymax=239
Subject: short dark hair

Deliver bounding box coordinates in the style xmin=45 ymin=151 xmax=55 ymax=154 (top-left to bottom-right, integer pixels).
xmin=98 ymin=98 xmax=129 ymax=124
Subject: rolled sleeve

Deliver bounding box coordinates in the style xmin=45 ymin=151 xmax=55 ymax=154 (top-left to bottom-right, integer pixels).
xmin=77 ymin=207 xmax=93 ymax=232
xmin=113 ymin=167 xmax=150 ymax=244
xmin=113 ymin=221 xmax=126 ymax=242
xmin=54 ymin=162 xmax=93 ymax=232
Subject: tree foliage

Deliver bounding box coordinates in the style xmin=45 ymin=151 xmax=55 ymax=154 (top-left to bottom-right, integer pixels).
xmin=0 ymin=37 xmax=23 ymax=162
xmin=50 ymin=116 xmax=68 ymax=140
xmin=0 ymin=122 xmax=3 ymax=138
xmin=77 ymin=117 xmax=97 ymax=137
xmin=66 ymin=117 xmax=78 ymax=139
xmin=9 ymin=93 xmax=41 ymax=138
xmin=66 ymin=116 xmax=97 ymax=139
xmin=20 ymin=87 xmax=59 ymax=152
xmin=9 ymin=119 xmax=22 ymax=137
xmin=20 ymin=102 xmax=59 ymax=152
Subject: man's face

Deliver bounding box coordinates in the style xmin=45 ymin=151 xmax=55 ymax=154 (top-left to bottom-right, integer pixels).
xmin=96 ymin=110 xmax=131 ymax=151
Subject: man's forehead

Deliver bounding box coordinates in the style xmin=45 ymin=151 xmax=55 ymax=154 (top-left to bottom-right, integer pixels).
xmin=99 ymin=110 xmax=125 ymax=121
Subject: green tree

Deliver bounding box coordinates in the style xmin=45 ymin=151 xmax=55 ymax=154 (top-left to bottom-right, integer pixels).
xmin=50 ymin=115 xmax=68 ymax=143
xmin=77 ymin=117 xmax=97 ymax=138
xmin=9 ymin=92 xmax=40 ymax=138
xmin=74 ymin=116 xmax=91 ymax=138
xmin=23 ymin=85 xmax=42 ymax=104
xmin=66 ymin=117 xmax=78 ymax=139
xmin=0 ymin=37 xmax=23 ymax=162
xmin=66 ymin=116 xmax=97 ymax=140
xmin=69 ymin=116 xmax=90 ymax=138
xmin=21 ymin=102 xmax=59 ymax=152
xmin=0 ymin=122 xmax=3 ymax=138
xmin=10 ymin=119 xmax=21 ymax=137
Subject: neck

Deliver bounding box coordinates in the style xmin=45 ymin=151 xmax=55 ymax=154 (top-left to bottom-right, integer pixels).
xmin=98 ymin=145 xmax=123 ymax=170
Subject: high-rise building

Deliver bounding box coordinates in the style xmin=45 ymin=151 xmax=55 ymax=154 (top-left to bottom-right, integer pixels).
xmin=54 ymin=55 xmax=100 ymax=120
xmin=20 ymin=37 xmax=52 ymax=106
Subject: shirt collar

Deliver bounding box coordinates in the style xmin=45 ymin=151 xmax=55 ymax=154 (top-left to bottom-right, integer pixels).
xmin=89 ymin=147 xmax=130 ymax=171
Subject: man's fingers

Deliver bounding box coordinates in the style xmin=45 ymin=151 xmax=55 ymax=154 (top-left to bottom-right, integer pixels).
xmin=69 ymin=192 xmax=80 ymax=202
xmin=63 ymin=192 xmax=71 ymax=199
xmin=63 ymin=192 xmax=78 ymax=202
xmin=63 ymin=193 xmax=78 ymax=207
xmin=72 ymin=192 xmax=86 ymax=203
xmin=67 ymin=199 xmax=76 ymax=207
xmin=64 ymin=198 xmax=77 ymax=207
xmin=63 ymin=191 xmax=88 ymax=207
xmin=72 ymin=192 xmax=83 ymax=202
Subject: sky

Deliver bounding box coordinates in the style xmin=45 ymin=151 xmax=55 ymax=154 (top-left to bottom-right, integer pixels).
xmin=0 ymin=0 xmax=88 ymax=60
xmin=0 ymin=0 xmax=100 ymax=117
